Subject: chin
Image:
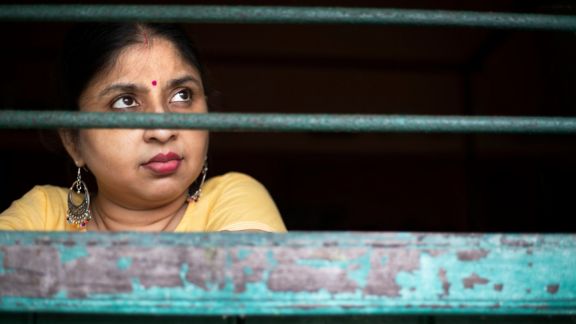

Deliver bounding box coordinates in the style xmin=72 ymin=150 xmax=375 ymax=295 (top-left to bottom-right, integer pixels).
xmin=137 ymin=183 xmax=187 ymax=202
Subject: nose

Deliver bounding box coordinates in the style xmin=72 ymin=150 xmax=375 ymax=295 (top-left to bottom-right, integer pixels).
xmin=143 ymin=128 xmax=178 ymax=144
xmin=143 ymin=103 xmax=178 ymax=143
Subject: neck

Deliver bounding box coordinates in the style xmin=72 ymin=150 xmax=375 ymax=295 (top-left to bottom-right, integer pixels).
xmin=87 ymin=193 xmax=188 ymax=232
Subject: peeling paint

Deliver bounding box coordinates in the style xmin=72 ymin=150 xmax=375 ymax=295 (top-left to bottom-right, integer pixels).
xmin=34 ymin=238 xmax=53 ymax=246
xmin=370 ymin=243 xmax=406 ymax=248
xmin=363 ymin=249 xmax=420 ymax=296
xmin=423 ymin=249 xmax=444 ymax=257
xmin=457 ymin=249 xmax=489 ymax=261
xmin=268 ymin=264 xmax=357 ymax=293
xmin=57 ymin=244 xmax=89 ymax=263
xmin=116 ymin=257 xmax=132 ymax=270
xmin=438 ymin=268 xmax=450 ymax=298
xmin=322 ymin=241 xmax=338 ymax=247
xmin=422 ymin=304 xmax=453 ymax=309
xmin=185 ymin=248 xmax=226 ymax=291
xmin=547 ymin=284 xmax=560 ymax=294
xmin=500 ymin=237 xmax=535 ymax=248
xmin=86 ymin=240 xmax=99 ymax=247
xmin=0 ymin=249 xmax=5 ymax=275
xmin=236 ymin=249 xmax=251 ymax=261
xmin=463 ymin=273 xmax=489 ymax=289
xmin=0 ymin=246 xmax=61 ymax=298
xmin=233 ymin=248 xmax=266 ymax=293
xmin=0 ymin=232 xmax=575 ymax=316
xmin=0 ymin=246 xmax=230 ymax=297
xmin=63 ymin=240 xmax=75 ymax=247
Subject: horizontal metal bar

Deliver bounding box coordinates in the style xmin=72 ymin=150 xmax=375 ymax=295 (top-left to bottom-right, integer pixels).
xmin=0 ymin=110 xmax=576 ymax=134
xmin=0 ymin=5 xmax=575 ymax=31
xmin=1 ymin=231 xmax=575 ymax=315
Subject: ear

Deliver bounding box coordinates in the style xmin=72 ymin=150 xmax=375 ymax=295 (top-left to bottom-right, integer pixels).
xmin=58 ymin=129 xmax=85 ymax=167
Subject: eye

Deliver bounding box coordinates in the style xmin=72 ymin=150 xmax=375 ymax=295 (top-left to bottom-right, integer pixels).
xmin=111 ymin=96 xmax=138 ymax=109
xmin=170 ymin=89 xmax=191 ymax=103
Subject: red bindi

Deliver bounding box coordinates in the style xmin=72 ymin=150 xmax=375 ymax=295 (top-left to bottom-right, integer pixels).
xmin=152 ymin=80 xmax=157 ymax=86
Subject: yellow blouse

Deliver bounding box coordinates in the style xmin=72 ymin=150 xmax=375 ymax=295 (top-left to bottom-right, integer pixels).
xmin=0 ymin=172 xmax=286 ymax=232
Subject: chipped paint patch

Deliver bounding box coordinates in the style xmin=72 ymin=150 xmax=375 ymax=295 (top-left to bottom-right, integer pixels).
xmin=57 ymin=244 xmax=89 ymax=263
xmin=243 ymin=266 xmax=254 ymax=276
xmin=500 ymin=236 xmax=535 ymax=248
xmin=116 ymin=256 xmax=132 ymax=270
xmin=364 ymin=249 xmax=420 ymax=297
xmin=0 ymin=249 xmax=6 ymax=275
xmin=463 ymin=273 xmax=489 ymax=289
xmin=423 ymin=249 xmax=444 ymax=257
xmin=457 ymin=249 xmax=489 ymax=261
xmin=268 ymin=264 xmax=357 ymax=293
xmin=236 ymin=249 xmax=251 ymax=261
xmin=438 ymin=268 xmax=450 ymax=298
xmin=547 ymin=284 xmax=560 ymax=294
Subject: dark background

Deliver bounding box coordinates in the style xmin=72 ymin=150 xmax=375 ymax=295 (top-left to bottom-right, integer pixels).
xmin=1 ymin=0 xmax=575 ymax=232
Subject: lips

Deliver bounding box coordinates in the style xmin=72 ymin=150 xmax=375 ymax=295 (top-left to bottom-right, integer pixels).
xmin=142 ymin=152 xmax=182 ymax=175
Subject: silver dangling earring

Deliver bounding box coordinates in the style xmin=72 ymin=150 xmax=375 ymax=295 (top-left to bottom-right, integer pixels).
xmin=188 ymin=161 xmax=208 ymax=202
xmin=67 ymin=167 xmax=92 ymax=228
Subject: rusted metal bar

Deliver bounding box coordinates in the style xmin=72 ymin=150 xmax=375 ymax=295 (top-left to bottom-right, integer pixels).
xmin=1 ymin=111 xmax=576 ymax=134
xmin=0 ymin=5 xmax=575 ymax=31
xmin=0 ymin=231 xmax=575 ymax=315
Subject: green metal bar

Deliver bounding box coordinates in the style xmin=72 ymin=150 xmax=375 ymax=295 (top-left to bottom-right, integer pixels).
xmin=0 ymin=5 xmax=575 ymax=31
xmin=0 ymin=110 xmax=576 ymax=134
xmin=0 ymin=231 xmax=575 ymax=315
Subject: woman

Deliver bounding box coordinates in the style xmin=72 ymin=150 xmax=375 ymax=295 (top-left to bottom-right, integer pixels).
xmin=0 ymin=23 xmax=286 ymax=232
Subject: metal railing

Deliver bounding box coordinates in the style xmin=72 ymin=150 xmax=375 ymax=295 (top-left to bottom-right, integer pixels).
xmin=1 ymin=5 xmax=575 ymax=31
xmin=0 ymin=5 xmax=575 ymax=134
xmin=1 ymin=111 xmax=576 ymax=134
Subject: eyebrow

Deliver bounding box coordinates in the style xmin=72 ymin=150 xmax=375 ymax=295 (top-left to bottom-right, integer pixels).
xmin=98 ymin=83 xmax=146 ymax=98
xmin=97 ymin=75 xmax=202 ymax=98
xmin=168 ymin=75 xmax=202 ymax=89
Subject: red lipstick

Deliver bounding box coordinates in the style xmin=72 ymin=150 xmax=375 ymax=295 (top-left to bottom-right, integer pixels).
xmin=142 ymin=152 xmax=182 ymax=175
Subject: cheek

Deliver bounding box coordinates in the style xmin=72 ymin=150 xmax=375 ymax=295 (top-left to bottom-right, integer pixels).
xmin=184 ymin=131 xmax=209 ymax=155
xmin=78 ymin=129 xmax=139 ymax=169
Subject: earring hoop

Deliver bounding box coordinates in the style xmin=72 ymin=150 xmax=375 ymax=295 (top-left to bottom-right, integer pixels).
xmin=67 ymin=167 xmax=92 ymax=228
xmin=188 ymin=161 xmax=208 ymax=202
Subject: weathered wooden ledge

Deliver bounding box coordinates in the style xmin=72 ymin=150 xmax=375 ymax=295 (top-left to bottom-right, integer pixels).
xmin=0 ymin=231 xmax=575 ymax=316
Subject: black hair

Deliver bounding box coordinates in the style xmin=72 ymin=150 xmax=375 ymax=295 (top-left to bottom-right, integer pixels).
xmin=60 ymin=22 xmax=209 ymax=111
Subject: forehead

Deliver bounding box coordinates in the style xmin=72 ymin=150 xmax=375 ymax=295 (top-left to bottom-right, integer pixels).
xmin=100 ymin=37 xmax=199 ymax=82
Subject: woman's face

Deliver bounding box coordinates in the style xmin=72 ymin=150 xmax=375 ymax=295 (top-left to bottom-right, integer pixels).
xmin=63 ymin=37 xmax=208 ymax=208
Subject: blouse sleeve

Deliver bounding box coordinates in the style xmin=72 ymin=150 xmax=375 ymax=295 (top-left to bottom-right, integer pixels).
xmin=0 ymin=186 xmax=50 ymax=231
xmin=205 ymin=173 xmax=286 ymax=232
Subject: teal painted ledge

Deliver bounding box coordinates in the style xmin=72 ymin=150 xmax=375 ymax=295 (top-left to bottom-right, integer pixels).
xmin=0 ymin=231 xmax=575 ymax=316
